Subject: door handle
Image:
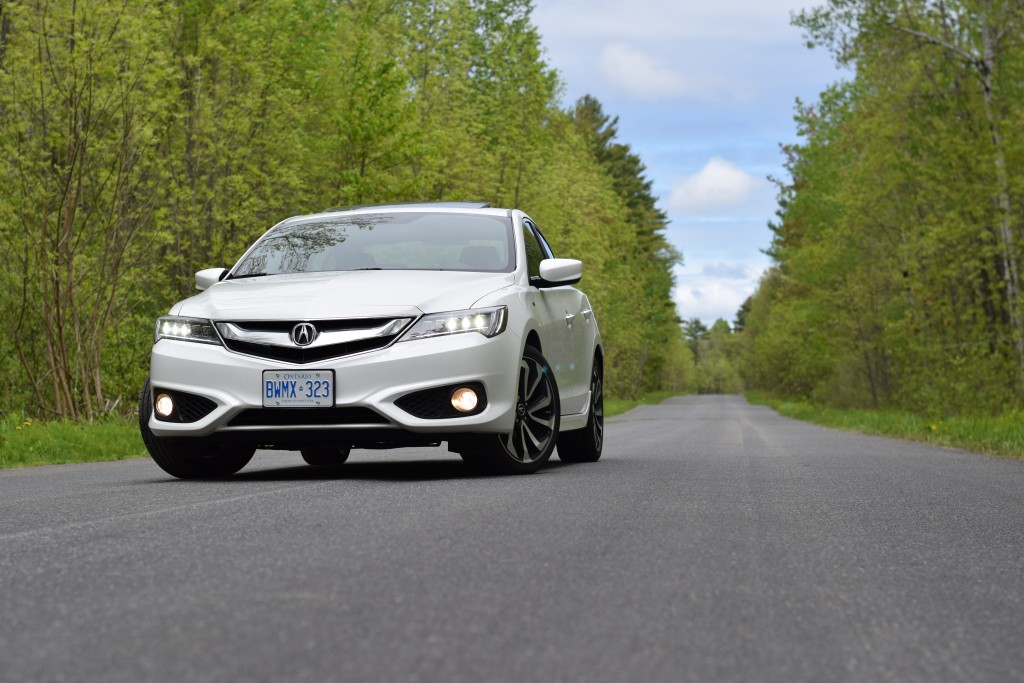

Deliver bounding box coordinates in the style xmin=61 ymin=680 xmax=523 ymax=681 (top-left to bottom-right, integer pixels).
xmin=581 ymin=308 xmax=592 ymax=320
xmin=564 ymin=313 xmax=576 ymax=327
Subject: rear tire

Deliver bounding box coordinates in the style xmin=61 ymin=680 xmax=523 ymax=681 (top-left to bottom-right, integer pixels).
xmin=300 ymin=447 xmax=351 ymax=467
xmin=557 ymin=356 xmax=603 ymax=463
xmin=459 ymin=345 xmax=559 ymax=474
xmin=138 ymin=380 xmax=254 ymax=480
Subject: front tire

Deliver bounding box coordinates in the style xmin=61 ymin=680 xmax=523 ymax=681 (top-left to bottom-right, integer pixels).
xmin=557 ymin=356 xmax=604 ymax=463
xmin=460 ymin=345 xmax=560 ymax=474
xmin=138 ymin=380 xmax=255 ymax=480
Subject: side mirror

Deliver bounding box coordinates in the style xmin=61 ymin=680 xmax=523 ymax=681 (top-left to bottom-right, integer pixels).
xmin=195 ymin=267 xmax=228 ymax=291
xmin=535 ymin=258 xmax=583 ymax=287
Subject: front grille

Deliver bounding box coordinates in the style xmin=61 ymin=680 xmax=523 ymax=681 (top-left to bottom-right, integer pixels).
xmin=219 ymin=317 xmax=406 ymax=364
xmin=227 ymin=407 xmax=390 ymax=427
xmin=153 ymin=388 xmax=217 ymax=423
xmin=222 ymin=336 xmax=398 ymax=363
xmin=227 ymin=319 xmax=393 ymax=333
xmin=395 ymin=383 xmax=487 ymax=419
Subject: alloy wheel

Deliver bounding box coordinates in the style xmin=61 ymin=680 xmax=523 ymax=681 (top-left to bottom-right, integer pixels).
xmin=591 ymin=364 xmax=604 ymax=452
xmin=500 ymin=354 xmax=557 ymax=463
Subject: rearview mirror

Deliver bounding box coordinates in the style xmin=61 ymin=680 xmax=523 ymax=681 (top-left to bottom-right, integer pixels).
xmin=195 ymin=268 xmax=228 ymax=291
xmin=536 ymin=258 xmax=583 ymax=287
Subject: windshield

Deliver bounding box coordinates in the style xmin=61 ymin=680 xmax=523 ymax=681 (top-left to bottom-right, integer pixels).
xmin=230 ymin=212 xmax=515 ymax=277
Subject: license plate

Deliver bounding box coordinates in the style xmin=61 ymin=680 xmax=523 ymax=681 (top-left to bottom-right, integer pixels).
xmin=262 ymin=370 xmax=335 ymax=407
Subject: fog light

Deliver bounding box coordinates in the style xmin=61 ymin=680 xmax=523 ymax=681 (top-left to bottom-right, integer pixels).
xmin=450 ymin=387 xmax=478 ymax=413
xmin=155 ymin=393 xmax=175 ymax=418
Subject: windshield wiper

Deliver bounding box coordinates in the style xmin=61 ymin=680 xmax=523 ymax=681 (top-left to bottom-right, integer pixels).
xmin=227 ymin=272 xmax=270 ymax=280
xmin=230 ymin=268 xmax=382 ymax=279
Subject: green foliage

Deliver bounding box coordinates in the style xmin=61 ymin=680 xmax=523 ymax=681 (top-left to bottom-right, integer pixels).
xmin=0 ymin=416 xmax=144 ymax=468
xmin=740 ymin=1 xmax=1024 ymax=416
xmin=733 ymin=297 xmax=751 ymax=332
xmin=694 ymin=356 xmax=742 ymax=395
xmin=0 ymin=0 xmax=687 ymax=419
xmin=657 ymin=331 xmax=696 ymax=393
xmin=682 ymin=318 xmax=709 ymax=355
xmin=692 ymin=319 xmax=742 ymax=394
xmin=747 ymin=393 xmax=1024 ymax=460
xmin=569 ymin=95 xmax=683 ymax=398
xmin=0 ymin=0 xmax=176 ymax=419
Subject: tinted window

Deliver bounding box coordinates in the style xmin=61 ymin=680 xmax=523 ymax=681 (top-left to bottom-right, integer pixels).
xmin=522 ymin=222 xmax=546 ymax=280
xmin=231 ymin=212 xmax=514 ymax=276
xmin=531 ymin=223 xmax=555 ymax=259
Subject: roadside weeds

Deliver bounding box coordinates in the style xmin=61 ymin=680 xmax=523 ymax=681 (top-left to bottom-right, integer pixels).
xmin=746 ymin=392 xmax=1024 ymax=460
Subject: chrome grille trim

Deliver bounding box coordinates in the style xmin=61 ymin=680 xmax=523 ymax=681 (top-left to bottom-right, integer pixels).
xmin=216 ymin=318 xmax=412 ymax=349
xmin=214 ymin=317 xmax=415 ymax=364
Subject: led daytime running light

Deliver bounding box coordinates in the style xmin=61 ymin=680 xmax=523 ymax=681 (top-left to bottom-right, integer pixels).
xmin=400 ymin=306 xmax=507 ymax=342
xmin=155 ymin=316 xmax=222 ymax=345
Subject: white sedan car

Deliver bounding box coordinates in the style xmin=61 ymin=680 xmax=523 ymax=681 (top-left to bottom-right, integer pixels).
xmin=139 ymin=203 xmax=604 ymax=478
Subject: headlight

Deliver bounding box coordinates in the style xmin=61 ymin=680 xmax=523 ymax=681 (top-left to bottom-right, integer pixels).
xmin=399 ymin=306 xmax=507 ymax=342
xmin=155 ymin=316 xmax=222 ymax=345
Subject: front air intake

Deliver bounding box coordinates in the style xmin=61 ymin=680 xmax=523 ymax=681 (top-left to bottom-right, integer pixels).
xmin=152 ymin=388 xmax=217 ymax=423
xmin=227 ymin=407 xmax=390 ymax=427
xmin=396 ymin=383 xmax=488 ymax=419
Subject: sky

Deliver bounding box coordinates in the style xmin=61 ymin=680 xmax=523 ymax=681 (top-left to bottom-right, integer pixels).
xmin=530 ymin=0 xmax=845 ymax=326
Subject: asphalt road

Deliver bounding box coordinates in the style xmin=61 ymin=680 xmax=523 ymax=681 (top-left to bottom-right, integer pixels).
xmin=1 ymin=395 xmax=1022 ymax=683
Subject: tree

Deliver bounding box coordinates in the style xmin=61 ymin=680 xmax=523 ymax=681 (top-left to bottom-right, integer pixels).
xmin=0 ymin=0 xmax=175 ymax=419
xmin=799 ymin=1 xmax=1024 ymax=380
xmin=0 ymin=0 xmax=689 ymax=417
xmin=741 ymin=0 xmax=1024 ymax=414
xmin=682 ymin=318 xmax=710 ymax=357
xmin=734 ymin=297 xmax=752 ymax=332
xmin=572 ymin=95 xmax=683 ymax=396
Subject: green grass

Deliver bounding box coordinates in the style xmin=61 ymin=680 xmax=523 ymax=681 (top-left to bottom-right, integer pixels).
xmin=746 ymin=392 xmax=1024 ymax=459
xmin=0 ymin=416 xmax=146 ymax=469
xmin=605 ymin=390 xmax=685 ymax=418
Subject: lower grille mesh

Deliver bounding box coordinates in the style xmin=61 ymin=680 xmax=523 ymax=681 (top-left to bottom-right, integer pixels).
xmin=228 ymin=407 xmax=389 ymax=427
xmin=222 ymin=336 xmax=398 ymax=364
xmin=153 ymin=388 xmax=217 ymax=423
xmin=395 ymin=383 xmax=487 ymax=419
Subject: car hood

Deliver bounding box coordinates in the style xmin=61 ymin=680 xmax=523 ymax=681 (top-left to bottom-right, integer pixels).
xmin=171 ymin=270 xmax=516 ymax=320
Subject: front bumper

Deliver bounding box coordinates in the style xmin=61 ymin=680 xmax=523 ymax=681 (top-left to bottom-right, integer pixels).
xmin=147 ymin=329 xmax=521 ymax=441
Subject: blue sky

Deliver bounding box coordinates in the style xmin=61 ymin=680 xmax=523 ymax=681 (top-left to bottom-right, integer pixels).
xmin=531 ymin=0 xmax=844 ymax=326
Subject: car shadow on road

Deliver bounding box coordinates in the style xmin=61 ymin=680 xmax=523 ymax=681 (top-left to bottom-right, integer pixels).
xmin=227 ymin=458 xmax=574 ymax=483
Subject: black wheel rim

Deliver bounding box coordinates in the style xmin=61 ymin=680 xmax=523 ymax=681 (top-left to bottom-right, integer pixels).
xmin=592 ymin=365 xmax=604 ymax=451
xmin=501 ymin=355 xmax=556 ymax=463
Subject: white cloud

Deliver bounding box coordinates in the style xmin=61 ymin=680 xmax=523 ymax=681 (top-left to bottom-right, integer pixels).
xmin=669 ymin=158 xmax=757 ymax=214
xmin=700 ymin=262 xmax=752 ymax=280
xmin=675 ymin=281 xmax=751 ymax=325
xmin=599 ymin=43 xmax=690 ymax=101
xmin=673 ymin=260 xmax=766 ymax=325
xmin=527 ymin=0 xmax=843 ymax=326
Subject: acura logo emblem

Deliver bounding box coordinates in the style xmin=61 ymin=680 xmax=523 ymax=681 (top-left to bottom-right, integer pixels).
xmin=290 ymin=322 xmax=318 ymax=347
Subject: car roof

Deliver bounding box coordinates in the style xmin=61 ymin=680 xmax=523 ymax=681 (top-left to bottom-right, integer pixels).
xmin=279 ymin=202 xmax=515 ymax=226
xmin=321 ymin=201 xmax=493 ymax=212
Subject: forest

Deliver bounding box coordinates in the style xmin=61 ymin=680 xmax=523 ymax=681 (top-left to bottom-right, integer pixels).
xmin=738 ymin=0 xmax=1024 ymax=417
xmin=7 ymin=0 xmax=1016 ymax=429
xmin=0 ymin=0 xmax=691 ymax=421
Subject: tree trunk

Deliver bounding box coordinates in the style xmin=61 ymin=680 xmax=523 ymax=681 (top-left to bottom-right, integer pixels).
xmin=979 ymin=16 xmax=1024 ymax=388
